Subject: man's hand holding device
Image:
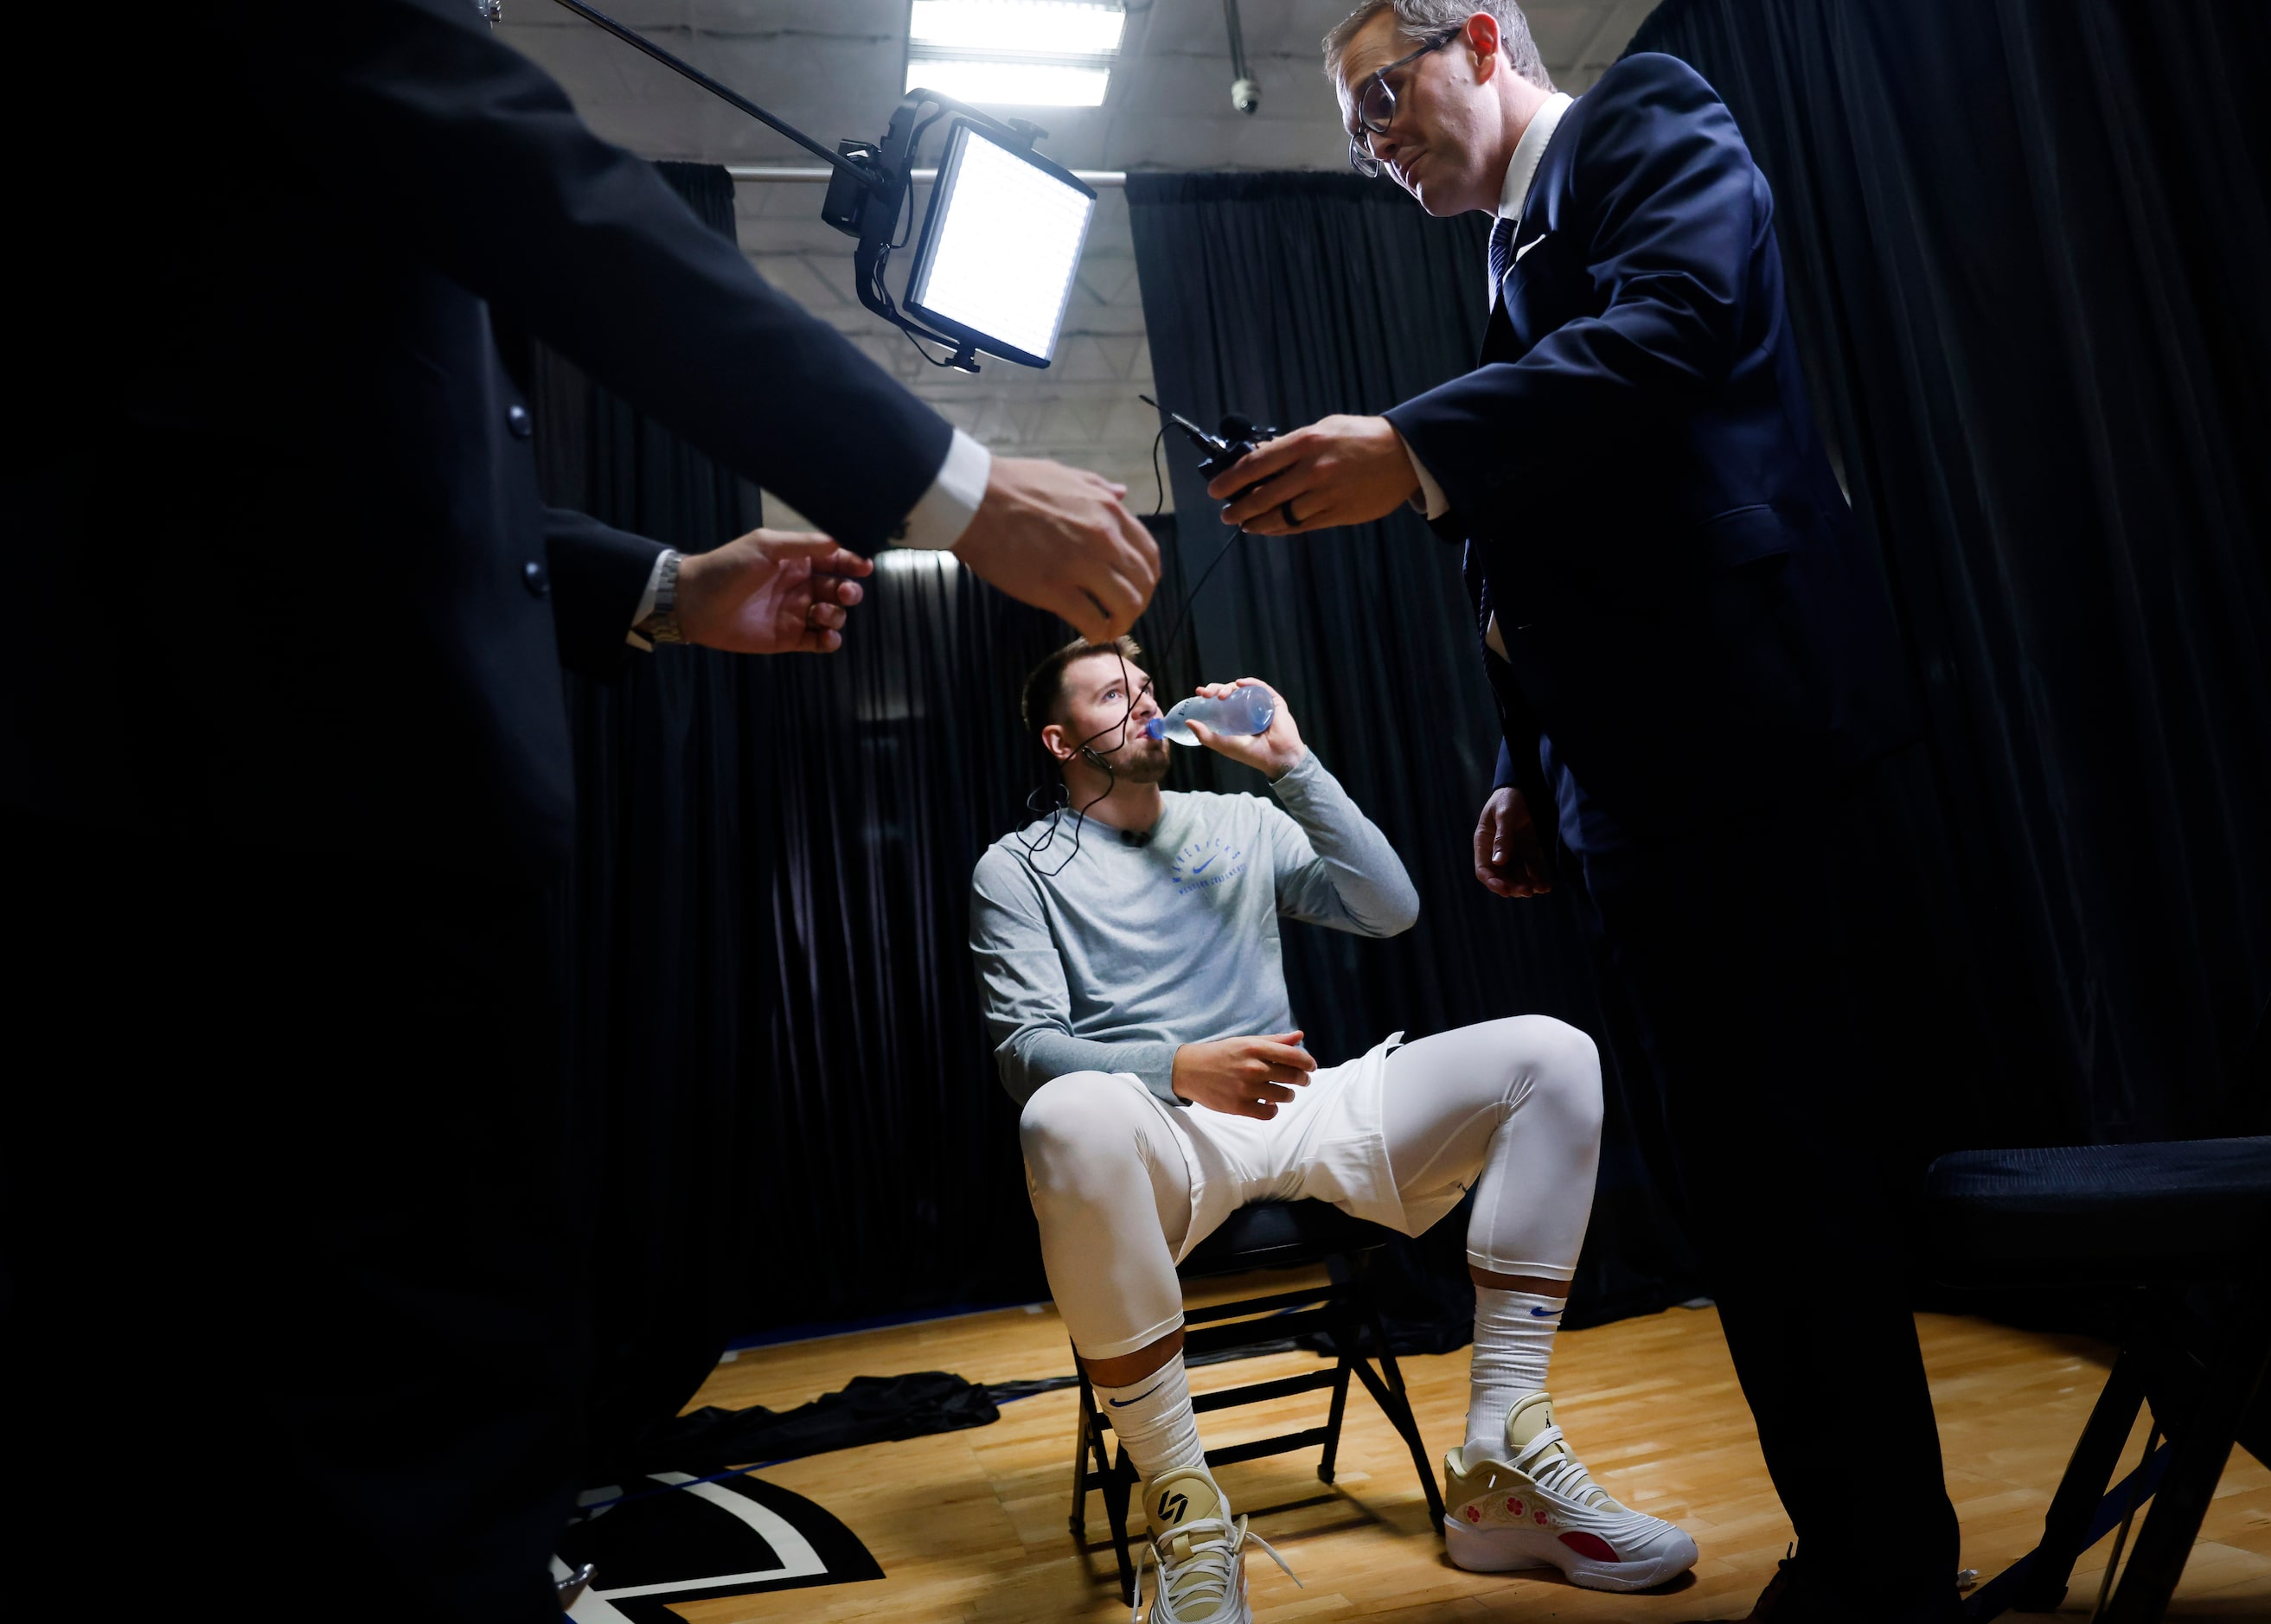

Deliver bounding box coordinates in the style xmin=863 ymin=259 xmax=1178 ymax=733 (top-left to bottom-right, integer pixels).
xmin=1171 ymin=1030 xmax=1318 ymax=1119
xmin=1206 ymin=414 xmax=1422 ymax=534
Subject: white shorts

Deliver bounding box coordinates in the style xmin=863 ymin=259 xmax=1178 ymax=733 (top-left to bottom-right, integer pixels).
xmin=1117 ymin=1033 xmax=1462 ymax=1262
xmin=1020 ymin=1015 xmax=1604 ymax=1361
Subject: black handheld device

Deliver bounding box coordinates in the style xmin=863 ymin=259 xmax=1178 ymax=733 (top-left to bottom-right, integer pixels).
xmin=1150 ymin=401 xmax=1278 ymax=500
xmin=1165 ymin=409 xmax=1276 ymax=481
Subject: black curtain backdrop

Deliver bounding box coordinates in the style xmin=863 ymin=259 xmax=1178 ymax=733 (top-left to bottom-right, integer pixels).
xmin=1125 ymin=173 xmax=1701 ymax=1334
xmin=1624 ymin=0 xmax=2271 ymax=1142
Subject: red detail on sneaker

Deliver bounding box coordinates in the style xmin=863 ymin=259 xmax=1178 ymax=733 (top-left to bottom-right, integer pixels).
xmin=1506 ymin=1498 xmax=1522 ymax=1515
xmin=1559 ymin=1532 xmax=1620 ymax=1563
xmin=1465 ymin=1505 xmax=1481 ymax=1524
xmin=1533 ymin=1510 xmax=1549 ymax=1525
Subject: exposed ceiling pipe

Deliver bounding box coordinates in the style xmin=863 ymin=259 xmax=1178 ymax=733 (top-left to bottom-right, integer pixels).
xmin=1225 ymin=0 xmax=1259 ymax=115
xmin=726 ymin=166 xmax=1128 ymax=186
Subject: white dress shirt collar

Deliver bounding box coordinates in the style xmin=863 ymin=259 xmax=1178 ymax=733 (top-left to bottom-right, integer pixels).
xmin=1499 ymin=91 xmax=1575 ymax=228
xmin=1394 ymin=91 xmax=1575 ymax=533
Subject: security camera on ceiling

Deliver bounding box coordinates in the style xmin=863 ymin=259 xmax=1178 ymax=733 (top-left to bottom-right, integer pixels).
xmin=1225 ymin=0 xmax=1259 ymax=116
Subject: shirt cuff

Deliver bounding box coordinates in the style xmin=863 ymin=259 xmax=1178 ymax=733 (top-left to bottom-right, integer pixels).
xmin=896 ymin=429 xmax=992 ymax=551
xmin=1142 ymin=1058 xmax=1188 ymax=1107
xmin=1264 ymin=745 xmax=1324 ymax=796
xmin=624 ymin=547 xmax=678 ymax=652
xmin=1399 ymin=432 xmax=1449 ymax=521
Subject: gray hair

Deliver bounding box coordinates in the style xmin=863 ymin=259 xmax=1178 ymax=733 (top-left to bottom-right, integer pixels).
xmin=1321 ymin=2 xmax=1554 ymax=94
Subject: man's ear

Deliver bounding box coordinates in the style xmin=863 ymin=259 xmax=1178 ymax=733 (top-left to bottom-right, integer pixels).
xmin=1040 ymin=722 xmax=1075 ymax=764
xmin=1465 ymin=11 xmax=1502 ymax=72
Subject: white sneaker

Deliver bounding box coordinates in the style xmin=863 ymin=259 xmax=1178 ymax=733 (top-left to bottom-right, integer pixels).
xmin=1443 ymin=1391 xmax=1698 ymax=1593
xmin=1131 ymin=1467 xmax=1301 ymax=1623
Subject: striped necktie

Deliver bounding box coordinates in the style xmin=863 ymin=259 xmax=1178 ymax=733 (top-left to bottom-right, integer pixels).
xmin=1487 ymin=216 xmax=1517 ymax=310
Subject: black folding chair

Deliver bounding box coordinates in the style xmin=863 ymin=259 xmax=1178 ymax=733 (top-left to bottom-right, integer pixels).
xmin=1067 ymin=1199 xmax=1447 ymax=1602
xmin=1924 ymin=1136 xmax=2271 ymax=1621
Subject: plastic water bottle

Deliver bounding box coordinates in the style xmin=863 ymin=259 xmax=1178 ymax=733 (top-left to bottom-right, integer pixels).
xmin=1145 ymin=687 xmax=1276 ymax=745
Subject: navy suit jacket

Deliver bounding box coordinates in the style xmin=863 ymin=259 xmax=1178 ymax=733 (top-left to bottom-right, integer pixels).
xmin=1 ymin=0 xmax=953 ymax=878
xmin=1385 ymin=53 xmax=1910 ymax=860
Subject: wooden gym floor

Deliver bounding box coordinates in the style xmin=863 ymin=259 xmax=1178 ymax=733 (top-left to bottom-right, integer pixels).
xmin=672 ymin=1271 xmax=2271 ymax=1621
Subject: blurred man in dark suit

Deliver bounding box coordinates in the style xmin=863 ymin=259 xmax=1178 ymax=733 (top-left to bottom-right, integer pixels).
xmin=0 ymin=2 xmax=1153 ymax=1618
xmin=1207 ymin=5 xmax=1951 ymax=1621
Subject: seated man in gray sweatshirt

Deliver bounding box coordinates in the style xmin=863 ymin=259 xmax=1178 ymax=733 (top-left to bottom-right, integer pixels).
xmin=969 ymin=636 xmax=1696 ymax=1624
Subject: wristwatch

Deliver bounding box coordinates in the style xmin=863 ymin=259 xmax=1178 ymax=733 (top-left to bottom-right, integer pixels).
xmin=637 ymin=550 xmax=688 ymax=645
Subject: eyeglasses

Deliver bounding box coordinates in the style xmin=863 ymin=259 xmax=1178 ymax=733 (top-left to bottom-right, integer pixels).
xmin=1347 ymin=27 xmax=1462 ymax=178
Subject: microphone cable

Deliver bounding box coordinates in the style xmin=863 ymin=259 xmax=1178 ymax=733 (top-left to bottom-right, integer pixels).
xmin=1012 ymin=405 xmax=1258 ymax=877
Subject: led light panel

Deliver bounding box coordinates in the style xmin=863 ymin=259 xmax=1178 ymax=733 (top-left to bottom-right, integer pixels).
xmin=905 ymin=57 xmax=1110 ymax=106
xmin=909 ymin=1 xmax=1126 ymax=55
xmin=906 ymin=121 xmax=1096 ymax=366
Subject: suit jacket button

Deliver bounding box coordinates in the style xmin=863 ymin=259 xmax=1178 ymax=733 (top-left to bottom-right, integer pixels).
xmin=507 ymin=403 xmax=533 ymax=438
xmin=523 ymin=559 xmax=549 ymax=597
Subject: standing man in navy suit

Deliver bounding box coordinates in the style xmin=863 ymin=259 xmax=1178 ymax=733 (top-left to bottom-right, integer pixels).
xmin=1209 ymin=6 xmax=1955 ymax=1621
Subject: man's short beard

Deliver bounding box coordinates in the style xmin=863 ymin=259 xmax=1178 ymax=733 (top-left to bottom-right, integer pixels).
xmin=1110 ymin=738 xmax=1172 ymax=784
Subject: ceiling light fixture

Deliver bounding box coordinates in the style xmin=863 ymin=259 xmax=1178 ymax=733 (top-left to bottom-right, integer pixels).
xmin=907 ymin=0 xmax=1125 ymax=107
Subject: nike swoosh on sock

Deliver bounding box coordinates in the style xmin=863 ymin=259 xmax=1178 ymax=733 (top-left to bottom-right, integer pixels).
xmin=1109 ymin=1382 xmax=1165 ymax=1408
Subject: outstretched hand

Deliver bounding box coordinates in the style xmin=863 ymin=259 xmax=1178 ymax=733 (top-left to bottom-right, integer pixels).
xmin=1185 ymin=678 xmax=1306 ymax=780
xmin=675 ymin=528 xmax=873 ymax=655
xmin=1206 ymin=414 xmax=1420 ymax=534
xmin=1172 ymin=1031 xmax=1318 ymax=1120
xmin=954 ymin=456 xmax=1161 ymax=640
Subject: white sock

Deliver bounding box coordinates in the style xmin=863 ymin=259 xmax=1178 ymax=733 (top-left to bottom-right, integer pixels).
xmin=1094 ymin=1352 xmax=1207 ymax=1487
xmin=1466 ymin=1287 xmax=1562 ymax=1461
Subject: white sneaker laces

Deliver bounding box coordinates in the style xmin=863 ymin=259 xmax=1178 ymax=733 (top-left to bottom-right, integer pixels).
xmin=1129 ymin=1514 xmax=1301 ymax=1624
xmin=1509 ymin=1423 xmax=1607 ymax=1505
xmin=1507 ymin=1423 xmax=1666 ymax=1544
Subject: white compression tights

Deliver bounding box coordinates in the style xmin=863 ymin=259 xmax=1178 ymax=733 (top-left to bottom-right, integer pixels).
xmin=1020 ymin=1015 xmax=1603 ymax=1363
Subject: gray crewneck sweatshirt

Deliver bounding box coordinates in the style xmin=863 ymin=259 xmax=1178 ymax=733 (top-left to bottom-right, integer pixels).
xmin=969 ymin=750 xmax=1420 ymax=1106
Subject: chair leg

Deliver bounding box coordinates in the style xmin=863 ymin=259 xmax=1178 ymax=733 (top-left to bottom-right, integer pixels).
xmin=2006 ymin=1351 xmax=2148 ymax=1611
xmin=1105 ymin=1440 xmax=1139 ymax=1604
xmin=1071 ymin=1372 xmax=1098 ymax=1537
xmin=1318 ymin=1293 xmax=1356 ymax=1485
xmin=1072 ymin=1349 xmax=1141 ymax=1603
xmin=1373 ymin=1345 xmax=1447 ymax=1529
xmin=1090 ymin=1403 xmax=1117 ymax=1489
xmin=1348 ymin=1253 xmax=1447 ymax=1529
xmin=2102 ymin=1275 xmax=2271 ymax=1624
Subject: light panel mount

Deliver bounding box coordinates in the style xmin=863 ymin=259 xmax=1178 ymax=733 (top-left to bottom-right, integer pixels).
xmin=549 ymin=0 xmax=1095 ymax=374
